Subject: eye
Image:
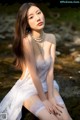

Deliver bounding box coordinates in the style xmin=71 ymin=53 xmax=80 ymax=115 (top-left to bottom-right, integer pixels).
xmin=28 ymin=16 xmax=33 ymax=19
xmin=37 ymin=11 xmax=41 ymax=14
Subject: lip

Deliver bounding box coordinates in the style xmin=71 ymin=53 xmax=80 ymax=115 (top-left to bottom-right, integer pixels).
xmin=37 ymin=22 xmax=43 ymax=26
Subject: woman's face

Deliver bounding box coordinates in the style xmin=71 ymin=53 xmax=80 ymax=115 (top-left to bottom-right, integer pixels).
xmin=27 ymin=6 xmax=45 ymax=31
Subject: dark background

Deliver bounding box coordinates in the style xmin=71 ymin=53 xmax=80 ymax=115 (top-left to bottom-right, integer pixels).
xmin=0 ymin=0 xmax=80 ymax=7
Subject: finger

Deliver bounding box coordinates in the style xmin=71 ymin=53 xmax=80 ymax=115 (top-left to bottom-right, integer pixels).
xmin=49 ymin=107 xmax=54 ymax=114
xmin=55 ymin=105 xmax=63 ymax=113
xmin=48 ymin=108 xmax=53 ymax=114
xmin=47 ymin=107 xmax=51 ymax=113
xmin=56 ymin=107 xmax=62 ymax=114
xmin=47 ymin=105 xmax=53 ymax=114
xmin=44 ymin=105 xmax=50 ymax=114
xmin=53 ymin=106 xmax=62 ymax=115
xmin=51 ymin=106 xmax=57 ymax=114
xmin=56 ymin=103 xmax=64 ymax=108
xmin=56 ymin=106 xmax=62 ymax=112
xmin=56 ymin=114 xmax=62 ymax=120
xmin=47 ymin=108 xmax=51 ymax=114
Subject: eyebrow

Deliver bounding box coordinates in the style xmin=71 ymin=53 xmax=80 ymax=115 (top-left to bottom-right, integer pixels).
xmin=28 ymin=9 xmax=40 ymax=17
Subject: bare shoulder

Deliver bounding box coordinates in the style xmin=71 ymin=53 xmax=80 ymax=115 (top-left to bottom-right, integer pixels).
xmin=45 ymin=32 xmax=56 ymax=45
xmin=22 ymin=34 xmax=35 ymax=61
xmin=23 ymin=34 xmax=33 ymax=51
xmin=23 ymin=34 xmax=32 ymax=45
xmin=22 ymin=34 xmax=34 ymax=58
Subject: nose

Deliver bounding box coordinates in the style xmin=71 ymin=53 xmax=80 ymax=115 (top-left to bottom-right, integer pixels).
xmin=35 ymin=15 xmax=40 ymax=21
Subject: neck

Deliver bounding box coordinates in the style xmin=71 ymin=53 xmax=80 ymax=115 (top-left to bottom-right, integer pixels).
xmin=31 ymin=30 xmax=44 ymax=39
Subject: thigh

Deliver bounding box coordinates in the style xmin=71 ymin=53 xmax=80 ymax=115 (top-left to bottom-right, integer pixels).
xmin=37 ymin=107 xmax=58 ymax=120
xmin=23 ymin=94 xmax=58 ymax=120
xmin=23 ymin=95 xmax=45 ymax=116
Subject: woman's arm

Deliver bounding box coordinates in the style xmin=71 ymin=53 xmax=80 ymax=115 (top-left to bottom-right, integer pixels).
xmin=46 ymin=35 xmax=56 ymax=99
xmin=23 ymin=35 xmax=46 ymax=101
xmin=46 ymin=36 xmax=64 ymax=114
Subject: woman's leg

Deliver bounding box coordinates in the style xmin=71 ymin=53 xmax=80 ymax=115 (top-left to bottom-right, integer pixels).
xmin=53 ymin=88 xmax=72 ymax=120
xmin=23 ymin=94 xmax=58 ymax=120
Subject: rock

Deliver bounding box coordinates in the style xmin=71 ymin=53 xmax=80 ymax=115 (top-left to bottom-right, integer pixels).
xmin=56 ymin=51 xmax=61 ymax=56
xmin=63 ymin=33 xmax=73 ymax=41
xmin=45 ymin=24 xmax=58 ymax=32
xmin=5 ymin=33 xmax=13 ymax=38
xmin=73 ymin=36 xmax=80 ymax=45
xmin=61 ymin=86 xmax=80 ymax=97
xmin=55 ymin=33 xmax=62 ymax=43
xmin=0 ymin=35 xmax=5 ymax=39
xmin=69 ymin=48 xmax=76 ymax=52
xmin=7 ymin=44 xmax=12 ymax=49
xmin=71 ymin=51 xmax=80 ymax=63
xmin=69 ymin=76 xmax=73 ymax=79
xmin=75 ymin=55 xmax=80 ymax=63
xmin=56 ymin=76 xmax=80 ymax=98
xmin=70 ymin=51 xmax=79 ymax=58
xmin=0 ymin=14 xmax=15 ymax=40
xmin=78 ymin=71 xmax=80 ymax=73
xmin=64 ymin=43 xmax=73 ymax=47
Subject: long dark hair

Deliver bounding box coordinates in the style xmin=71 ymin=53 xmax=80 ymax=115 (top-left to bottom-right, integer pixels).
xmin=13 ymin=3 xmax=37 ymax=70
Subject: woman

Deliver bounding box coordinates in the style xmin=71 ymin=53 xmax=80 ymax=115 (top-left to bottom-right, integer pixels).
xmin=0 ymin=3 xmax=72 ymax=120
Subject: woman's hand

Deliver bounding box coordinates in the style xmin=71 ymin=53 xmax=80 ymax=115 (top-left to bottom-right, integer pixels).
xmin=42 ymin=99 xmax=55 ymax=114
xmin=49 ymin=97 xmax=64 ymax=115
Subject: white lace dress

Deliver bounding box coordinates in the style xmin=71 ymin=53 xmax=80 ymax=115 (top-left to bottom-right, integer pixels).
xmin=0 ymin=56 xmax=59 ymax=120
